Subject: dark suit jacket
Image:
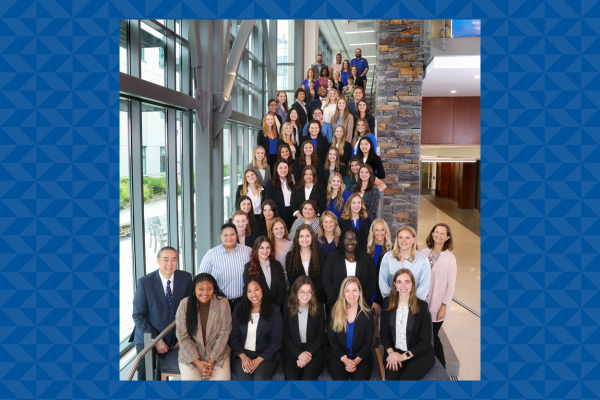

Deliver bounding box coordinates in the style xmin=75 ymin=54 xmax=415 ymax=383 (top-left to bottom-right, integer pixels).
xmin=354 ymin=113 xmax=376 ymax=135
xmin=350 ymin=185 xmax=380 ymax=223
xmin=239 ymin=234 xmax=257 ymax=248
xmin=291 ymin=101 xmax=310 ymax=128
xmin=348 ymin=101 xmax=357 ymax=118
xmin=282 ymin=302 xmax=326 ymax=358
xmin=229 ymin=303 xmax=283 ymax=362
xmin=300 ymin=134 xmax=330 ymax=162
xmin=338 ymin=142 xmax=354 ymax=167
xmin=293 ymin=158 xmax=323 ymax=186
xmin=257 ymin=130 xmax=279 ymax=155
xmin=321 ymin=164 xmax=347 ymax=187
xmin=310 ymin=98 xmax=326 ymax=114
xmin=366 ymin=156 xmax=386 ymax=180
xmin=131 ymin=269 xmax=193 ymax=346
xmin=328 ymin=310 xmax=374 ymax=361
xmin=380 ymin=298 xmax=435 ymax=369
xmin=264 ymin=180 xmax=295 ymax=216
xmin=290 ymin=183 xmax=327 ymax=217
xmin=243 ymin=260 xmax=287 ymax=310
xmin=372 ymin=250 xmax=388 ymax=306
xmin=286 ymin=249 xmax=326 ymax=304
xmin=322 ymin=249 xmax=377 ymax=309
xmin=339 ymin=217 xmax=371 ymax=250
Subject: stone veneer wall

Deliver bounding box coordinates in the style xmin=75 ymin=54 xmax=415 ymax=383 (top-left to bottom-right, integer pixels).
xmin=376 ymin=20 xmax=423 ymax=233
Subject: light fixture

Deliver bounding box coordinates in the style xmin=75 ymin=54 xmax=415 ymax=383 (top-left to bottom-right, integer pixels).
xmin=420 ymin=156 xmax=477 ymax=163
xmin=349 ymin=43 xmax=376 ymax=46
xmin=363 ymin=56 xmax=376 ymax=58
xmin=345 ymin=30 xmax=375 ymax=34
xmin=474 ymin=75 xmax=480 ymax=78
xmin=450 ymin=90 xmax=457 ymax=93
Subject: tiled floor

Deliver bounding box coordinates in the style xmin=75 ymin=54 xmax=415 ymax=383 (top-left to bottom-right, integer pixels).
xmin=417 ymin=195 xmax=481 ymax=381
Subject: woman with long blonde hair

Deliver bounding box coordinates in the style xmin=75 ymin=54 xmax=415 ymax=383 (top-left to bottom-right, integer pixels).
xmin=269 ymin=217 xmax=292 ymax=289
xmin=235 ymin=169 xmax=264 ymax=216
xmin=278 ymin=122 xmax=297 ymax=160
xmin=327 ymin=276 xmax=374 ymax=380
xmin=331 ymin=125 xmax=354 ymax=166
xmin=331 ymin=98 xmax=354 ymax=142
xmin=256 ymin=113 xmax=279 ymax=174
xmin=338 ymin=193 xmax=370 ymax=248
xmin=380 ymin=269 xmax=435 ymax=380
xmin=316 ymin=210 xmax=341 ymax=258
xmin=245 ymin=146 xmax=271 ymax=187
xmin=325 ymin=172 xmax=351 ymax=219
xmin=378 ymin=226 xmax=430 ymax=301
xmin=365 ymin=219 xmax=393 ymax=335
xmin=302 ymin=69 xmax=320 ymax=92
xmin=322 ymin=88 xmax=339 ymax=126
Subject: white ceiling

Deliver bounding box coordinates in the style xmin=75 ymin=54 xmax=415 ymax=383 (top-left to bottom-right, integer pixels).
xmin=423 ymin=56 xmax=481 ymax=97
xmin=319 ymin=20 xmax=377 ymax=88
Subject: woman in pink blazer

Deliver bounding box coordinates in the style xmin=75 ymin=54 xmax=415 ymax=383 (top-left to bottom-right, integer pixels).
xmin=420 ymin=223 xmax=457 ymax=368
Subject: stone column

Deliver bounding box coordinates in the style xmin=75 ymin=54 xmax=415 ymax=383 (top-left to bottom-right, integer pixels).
xmin=376 ymin=20 xmax=423 ymax=234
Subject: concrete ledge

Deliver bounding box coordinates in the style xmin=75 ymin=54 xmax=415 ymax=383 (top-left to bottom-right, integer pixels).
xmin=439 ymin=327 xmax=460 ymax=378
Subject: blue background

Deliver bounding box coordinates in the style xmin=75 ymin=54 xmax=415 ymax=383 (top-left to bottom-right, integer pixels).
xmin=1 ymin=0 xmax=599 ymax=398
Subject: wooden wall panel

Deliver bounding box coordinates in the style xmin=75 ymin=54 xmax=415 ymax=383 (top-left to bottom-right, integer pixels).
xmin=422 ymin=97 xmax=454 ymax=144
xmin=452 ymin=97 xmax=481 ymax=144
xmin=451 ymin=162 xmax=459 ymax=201
xmin=458 ymin=162 xmax=476 ymax=209
xmin=438 ymin=163 xmax=451 ymax=198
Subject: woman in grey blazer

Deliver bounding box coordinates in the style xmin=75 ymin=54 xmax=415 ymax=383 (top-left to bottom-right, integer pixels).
xmin=350 ymin=164 xmax=380 ymax=222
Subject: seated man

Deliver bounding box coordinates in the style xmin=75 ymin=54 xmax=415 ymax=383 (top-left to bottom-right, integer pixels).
xmin=131 ymin=246 xmax=192 ymax=380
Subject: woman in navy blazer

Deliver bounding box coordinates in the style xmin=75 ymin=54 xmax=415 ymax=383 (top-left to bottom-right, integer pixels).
xmin=327 ymin=276 xmax=374 ymax=380
xmin=338 ymin=193 xmax=371 ymax=250
xmin=230 ymin=277 xmax=283 ymax=380
xmin=243 ymin=236 xmax=287 ymax=310
xmin=290 ymin=165 xmax=327 ymax=218
xmin=282 ymin=276 xmax=326 ymax=380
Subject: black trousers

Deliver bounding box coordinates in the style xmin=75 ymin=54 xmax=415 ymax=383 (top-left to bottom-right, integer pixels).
xmin=283 ymin=344 xmax=326 ymax=380
xmin=327 ymin=353 xmax=373 ymax=380
xmin=432 ymin=321 xmax=445 ymax=367
xmin=135 ymin=343 xmax=166 ymax=381
xmin=384 ymin=348 xmax=430 ymax=381
xmin=268 ymin=154 xmax=278 ymax=176
xmin=232 ymin=350 xmax=279 ymax=380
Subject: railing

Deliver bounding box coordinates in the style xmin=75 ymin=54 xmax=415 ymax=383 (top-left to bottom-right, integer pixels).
xmin=127 ymin=320 xmax=176 ymax=381
xmin=452 ymin=297 xmax=480 ymax=318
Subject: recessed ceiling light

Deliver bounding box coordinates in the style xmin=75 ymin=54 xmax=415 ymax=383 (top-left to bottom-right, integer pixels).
xmin=450 ymin=90 xmax=457 ymax=93
xmin=363 ymin=56 xmax=376 ymax=58
xmin=349 ymin=43 xmax=376 ymax=46
xmin=474 ymin=75 xmax=480 ymax=78
xmin=345 ymin=30 xmax=375 ymax=34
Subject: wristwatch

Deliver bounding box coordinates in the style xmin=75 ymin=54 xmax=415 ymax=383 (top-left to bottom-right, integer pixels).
xmin=442 ymin=303 xmax=447 ymax=307
xmin=405 ymin=351 xmax=412 ymax=359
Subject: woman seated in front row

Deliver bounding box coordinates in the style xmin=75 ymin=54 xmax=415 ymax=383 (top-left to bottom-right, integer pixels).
xmin=282 ymin=276 xmax=326 ymax=380
xmin=243 ymin=236 xmax=287 ymax=310
xmin=229 ymin=277 xmax=283 ymax=380
xmin=327 ymin=276 xmax=374 ymax=380
xmin=380 ymin=269 xmax=435 ymax=380
xmin=176 ymin=273 xmax=232 ymax=380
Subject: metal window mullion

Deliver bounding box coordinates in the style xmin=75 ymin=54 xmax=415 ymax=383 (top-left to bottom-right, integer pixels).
xmin=181 ymin=111 xmax=194 ymax=275
xmin=242 ymin=125 xmax=249 ymax=168
xmin=181 ymin=21 xmax=190 ymax=96
xmin=130 ymin=99 xmax=146 ymax=283
xmin=166 ymin=108 xmax=178 ymax=250
xmin=229 ymin=124 xmax=237 ymax=216
xmin=295 ymin=21 xmax=303 ymax=86
xmin=166 ymin=30 xmax=175 ymax=90
xmin=130 ymin=20 xmax=141 ymax=78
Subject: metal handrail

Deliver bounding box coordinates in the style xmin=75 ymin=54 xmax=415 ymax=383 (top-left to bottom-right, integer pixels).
xmin=369 ymin=64 xmax=376 ymax=112
xmin=452 ymin=297 xmax=480 ymax=318
xmin=126 ymin=320 xmax=176 ymax=381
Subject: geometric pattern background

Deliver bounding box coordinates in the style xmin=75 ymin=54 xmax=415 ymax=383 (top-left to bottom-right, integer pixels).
xmin=0 ymin=0 xmax=599 ymax=398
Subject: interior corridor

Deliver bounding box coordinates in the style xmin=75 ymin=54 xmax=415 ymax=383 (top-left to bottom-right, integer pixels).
xmin=417 ymin=195 xmax=481 ymax=381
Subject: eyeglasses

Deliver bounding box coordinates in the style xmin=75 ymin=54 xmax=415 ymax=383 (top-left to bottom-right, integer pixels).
xmin=298 ymin=290 xmax=313 ymax=296
xmin=343 ymin=238 xmax=358 ymax=243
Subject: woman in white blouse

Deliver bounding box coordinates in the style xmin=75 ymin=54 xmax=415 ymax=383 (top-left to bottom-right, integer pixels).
xmin=245 ymin=146 xmax=271 ymax=187
xmin=264 ymin=160 xmax=295 ymax=230
xmin=380 ymin=269 xmax=435 ymax=380
xmin=235 ymin=169 xmax=264 ymax=215
xmin=322 ymin=88 xmax=340 ymax=126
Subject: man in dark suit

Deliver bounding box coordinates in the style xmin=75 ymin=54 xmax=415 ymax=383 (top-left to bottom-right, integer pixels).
xmin=131 ymin=246 xmax=192 ymax=380
xmin=310 ymin=54 xmax=325 ymax=81
xmin=310 ymin=85 xmax=328 ymax=113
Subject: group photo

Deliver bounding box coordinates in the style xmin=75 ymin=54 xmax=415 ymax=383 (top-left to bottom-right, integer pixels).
xmin=119 ymin=19 xmax=481 ymax=381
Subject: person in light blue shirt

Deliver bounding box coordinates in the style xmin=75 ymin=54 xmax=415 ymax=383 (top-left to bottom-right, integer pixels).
xmin=378 ymin=226 xmax=430 ymax=301
xmin=349 ymin=48 xmax=369 ymax=90
xmin=302 ymin=108 xmax=333 ymax=143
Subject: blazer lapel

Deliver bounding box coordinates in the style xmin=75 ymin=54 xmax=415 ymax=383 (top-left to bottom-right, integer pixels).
xmin=203 ymin=297 xmax=218 ymax=346
xmin=292 ymin=313 xmax=301 ymax=345
xmin=255 ymin=313 xmax=266 ymax=341
xmin=389 ymin=308 xmax=397 ymax=340
xmin=406 ymin=306 xmax=415 ymax=345
xmin=153 ymin=271 xmax=169 ymax=313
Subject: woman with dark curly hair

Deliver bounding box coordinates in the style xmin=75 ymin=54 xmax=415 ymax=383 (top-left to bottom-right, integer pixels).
xmin=229 ymin=277 xmax=283 ymax=380
xmin=290 ymin=87 xmax=310 ymax=127
xmin=282 ymin=276 xmax=326 ymax=380
xmin=176 ymin=273 xmax=232 ymax=380
xmin=285 ymin=224 xmax=325 ymax=304
xmin=243 ymin=236 xmax=286 ymax=309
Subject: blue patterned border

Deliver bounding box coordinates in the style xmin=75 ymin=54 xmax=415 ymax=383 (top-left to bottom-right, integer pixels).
xmin=1 ymin=0 xmax=598 ymax=398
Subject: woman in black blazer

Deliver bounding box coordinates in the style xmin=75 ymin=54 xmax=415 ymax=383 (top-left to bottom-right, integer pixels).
xmin=349 ymin=66 xmax=364 ymax=89
xmin=230 ymin=277 xmax=283 ymax=380
xmin=293 ymin=140 xmax=323 ymax=186
xmin=291 ymin=165 xmax=326 ymax=218
xmin=338 ymin=193 xmax=371 ymax=249
xmin=264 ymin=160 xmax=295 ymax=230
xmin=380 ymin=269 xmax=435 ymax=381
xmin=285 ymin=224 xmax=325 ymax=304
xmin=357 ymin=137 xmax=385 ymax=180
xmin=322 ymin=227 xmax=377 ymax=310
xmin=350 ymin=164 xmax=380 ymax=222
xmin=300 ymin=120 xmax=329 ymax=162
xmin=290 ymin=87 xmax=310 ymax=128
xmin=321 ymin=146 xmax=348 ymax=186
xmin=243 ymin=236 xmax=286 ymax=310
xmin=232 ymin=210 xmax=257 ymax=248
xmin=257 ymin=113 xmax=280 ymax=174
xmin=235 ymin=168 xmax=264 ymax=216
xmin=254 ymin=199 xmax=278 ymax=238
xmin=282 ymin=276 xmax=326 ymax=380
xmin=327 ymin=276 xmax=374 ymax=380
xmin=353 ymin=100 xmax=376 ymax=134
